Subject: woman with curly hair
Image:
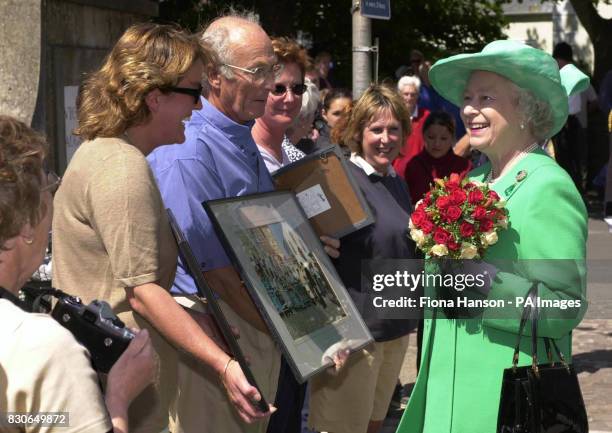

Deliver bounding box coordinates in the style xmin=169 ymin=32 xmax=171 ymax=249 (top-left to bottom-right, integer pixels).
xmin=51 ymin=23 xmax=233 ymax=432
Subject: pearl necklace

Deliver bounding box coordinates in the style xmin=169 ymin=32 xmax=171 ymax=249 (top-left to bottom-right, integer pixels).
xmin=486 ymin=142 xmax=539 ymax=184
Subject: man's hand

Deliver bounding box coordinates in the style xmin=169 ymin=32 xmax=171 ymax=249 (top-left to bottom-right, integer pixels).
xmin=221 ymin=359 xmax=276 ymax=423
xmin=320 ymin=235 xmax=341 ymax=259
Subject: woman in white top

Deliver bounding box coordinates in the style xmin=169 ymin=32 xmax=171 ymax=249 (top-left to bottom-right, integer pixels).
xmin=251 ymin=37 xmax=308 ymax=172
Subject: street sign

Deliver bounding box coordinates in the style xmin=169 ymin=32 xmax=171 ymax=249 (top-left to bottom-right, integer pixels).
xmin=360 ymin=0 xmax=391 ymax=20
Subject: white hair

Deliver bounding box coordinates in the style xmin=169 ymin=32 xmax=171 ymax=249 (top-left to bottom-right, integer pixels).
xmin=397 ymin=75 xmax=421 ymax=92
xmin=511 ymin=83 xmax=554 ymax=140
xmin=200 ymin=10 xmax=261 ymax=81
xmin=295 ymin=78 xmax=320 ymax=123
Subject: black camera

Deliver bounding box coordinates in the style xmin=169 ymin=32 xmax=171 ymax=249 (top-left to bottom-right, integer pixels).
xmin=51 ymin=295 xmax=135 ymax=373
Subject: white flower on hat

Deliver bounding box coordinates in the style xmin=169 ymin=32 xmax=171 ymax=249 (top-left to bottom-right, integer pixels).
xmin=481 ymin=231 xmax=498 ymax=246
xmin=430 ymin=244 xmax=449 ymax=257
xmin=459 ymin=242 xmax=479 ymax=259
xmin=498 ymin=217 xmax=508 ymax=229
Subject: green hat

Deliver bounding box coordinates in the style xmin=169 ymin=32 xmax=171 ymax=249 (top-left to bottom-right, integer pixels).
xmin=429 ymin=40 xmax=590 ymax=138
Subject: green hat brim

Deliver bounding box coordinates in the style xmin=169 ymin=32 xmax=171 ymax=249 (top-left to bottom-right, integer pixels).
xmin=429 ymin=40 xmax=570 ymax=138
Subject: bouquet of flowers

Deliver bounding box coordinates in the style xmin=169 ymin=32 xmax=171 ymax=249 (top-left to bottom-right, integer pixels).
xmin=409 ymin=173 xmax=508 ymax=259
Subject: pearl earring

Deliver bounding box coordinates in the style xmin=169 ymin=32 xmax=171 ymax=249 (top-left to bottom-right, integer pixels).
xmin=520 ymin=122 xmax=525 ymax=130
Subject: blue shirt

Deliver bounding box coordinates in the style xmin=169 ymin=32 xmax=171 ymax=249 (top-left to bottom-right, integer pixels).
xmin=147 ymin=97 xmax=275 ymax=295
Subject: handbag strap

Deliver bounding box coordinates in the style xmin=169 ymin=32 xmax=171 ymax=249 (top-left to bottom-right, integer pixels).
xmin=512 ymin=283 xmax=570 ymax=374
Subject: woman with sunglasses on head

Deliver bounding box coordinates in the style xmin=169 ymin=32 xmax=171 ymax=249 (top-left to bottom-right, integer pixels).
xmin=51 ymin=23 xmax=231 ymax=432
xmin=251 ymin=37 xmax=308 ymax=172
xmin=0 ymin=115 xmax=156 ymax=433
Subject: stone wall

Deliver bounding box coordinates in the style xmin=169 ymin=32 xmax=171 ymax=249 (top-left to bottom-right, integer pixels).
xmin=0 ymin=0 xmax=158 ymax=171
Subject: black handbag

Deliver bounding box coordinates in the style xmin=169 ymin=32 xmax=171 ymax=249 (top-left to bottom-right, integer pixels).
xmin=497 ymin=284 xmax=588 ymax=433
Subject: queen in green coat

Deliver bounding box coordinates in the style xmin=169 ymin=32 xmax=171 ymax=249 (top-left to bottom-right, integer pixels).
xmin=396 ymin=40 xmax=590 ymax=433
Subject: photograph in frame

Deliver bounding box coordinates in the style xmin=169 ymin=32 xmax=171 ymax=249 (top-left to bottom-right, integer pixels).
xmin=272 ymin=145 xmax=375 ymax=239
xmin=203 ymin=191 xmax=373 ymax=383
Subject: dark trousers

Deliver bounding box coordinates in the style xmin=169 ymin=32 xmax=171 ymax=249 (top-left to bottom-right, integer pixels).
xmin=266 ymin=357 xmax=307 ymax=433
xmin=553 ymin=115 xmax=584 ymax=194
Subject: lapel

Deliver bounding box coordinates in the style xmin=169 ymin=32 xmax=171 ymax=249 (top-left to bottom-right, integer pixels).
xmin=470 ymin=148 xmax=552 ymax=202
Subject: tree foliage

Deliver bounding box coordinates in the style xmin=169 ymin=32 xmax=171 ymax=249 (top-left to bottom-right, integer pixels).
xmin=158 ymin=0 xmax=508 ymax=86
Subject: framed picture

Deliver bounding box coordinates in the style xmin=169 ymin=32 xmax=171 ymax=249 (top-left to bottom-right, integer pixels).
xmin=272 ymin=145 xmax=374 ymax=238
xmin=203 ymin=191 xmax=373 ymax=383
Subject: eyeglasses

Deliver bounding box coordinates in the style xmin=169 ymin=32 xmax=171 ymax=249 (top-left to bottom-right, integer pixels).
xmin=41 ymin=170 xmax=61 ymax=195
xmin=271 ymin=83 xmax=307 ymax=97
xmin=223 ymin=63 xmax=283 ymax=83
xmin=167 ymin=85 xmax=203 ymax=104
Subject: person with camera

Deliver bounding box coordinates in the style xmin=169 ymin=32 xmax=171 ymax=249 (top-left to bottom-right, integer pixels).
xmin=51 ymin=23 xmax=254 ymax=432
xmin=0 ymin=115 xmax=155 ymax=433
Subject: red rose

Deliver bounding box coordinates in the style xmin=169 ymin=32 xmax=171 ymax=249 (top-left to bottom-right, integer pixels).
xmin=468 ymin=189 xmax=484 ymax=205
xmin=448 ymin=238 xmax=460 ymax=251
xmin=460 ymin=221 xmax=476 ymax=237
xmin=449 ymin=172 xmax=462 ymax=184
xmin=446 ymin=173 xmax=462 ymax=190
xmin=472 ymin=206 xmax=488 ymax=220
xmin=464 ymin=182 xmax=476 ymax=190
xmin=444 ymin=205 xmax=462 ymax=222
xmin=433 ymin=227 xmax=451 ymax=245
xmin=436 ymin=195 xmax=451 ymax=210
xmin=489 ymin=190 xmax=500 ymax=201
xmin=421 ymin=220 xmax=435 ymax=234
xmin=411 ymin=209 xmax=425 ymax=228
xmin=450 ymin=189 xmax=467 ymax=205
xmin=423 ymin=191 xmax=432 ymax=206
xmin=479 ymin=219 xmax=494 ymax=232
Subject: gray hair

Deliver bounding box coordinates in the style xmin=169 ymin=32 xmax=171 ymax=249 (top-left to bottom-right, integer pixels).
xmin=200 ymin=9 xmax=260 ymax=82
xmin=295 ymin=78 xmax=320 ymax=124
xmin=397 ymin=75 xmax=421 ymax=92
xmin=513 ymin=85 xmax=554 ymax=140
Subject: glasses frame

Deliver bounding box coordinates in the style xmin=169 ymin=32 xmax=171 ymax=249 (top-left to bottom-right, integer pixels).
xmin=271 ymin=83 xmax=307 ymax=97
xmin=223 ymin=63 xmax=283 ymax=82
xmin=167 ymin=85 xmax=203 ymax=104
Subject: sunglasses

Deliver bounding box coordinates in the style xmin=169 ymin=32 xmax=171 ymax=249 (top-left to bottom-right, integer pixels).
xmin=271 ymin=83 xmax=307 ymax=97
xmin=167 ymin=85 xmax=203 ymax=104
xmin=41 ymin=170 xmax=61 ymax=195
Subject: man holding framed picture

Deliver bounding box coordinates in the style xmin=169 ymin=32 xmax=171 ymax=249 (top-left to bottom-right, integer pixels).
xmin=148 ymin=12 xmax=341 ymax=433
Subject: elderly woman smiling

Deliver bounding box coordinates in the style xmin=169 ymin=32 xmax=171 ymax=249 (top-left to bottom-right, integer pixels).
xmin=396 ymin=40 xmax=589 ymax=433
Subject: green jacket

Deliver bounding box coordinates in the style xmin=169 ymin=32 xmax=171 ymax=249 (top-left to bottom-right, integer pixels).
xmin=396 ymin=149 xmax=587 ymax=433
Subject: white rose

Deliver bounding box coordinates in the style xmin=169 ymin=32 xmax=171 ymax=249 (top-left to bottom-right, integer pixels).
xmin=409 ymin=219 xmax=416 ymax=230
xmin=410 ymin=229 xmax=426 ymax=247
xmin=471 ymin=180 xmax=485 ymax=188
xmin=459 ymin=242 xmax=479 ymax=259
xmin=494 ymin=198 xmax=507 ymax=209
xmin=481 ymin=230 xmax=498 ymax=246
xmin=430 ymin=244 xmax=449 ymax=257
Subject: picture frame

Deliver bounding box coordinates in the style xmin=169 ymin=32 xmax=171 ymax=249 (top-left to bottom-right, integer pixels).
xmin=272 ymin=145 xmax=375 ymax=238
xmin=203 ymin=191 xmax=373 ymax=383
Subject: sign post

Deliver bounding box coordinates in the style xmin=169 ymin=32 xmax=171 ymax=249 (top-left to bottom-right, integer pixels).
xmin=352 ymin=0 xmax=390 ymax=98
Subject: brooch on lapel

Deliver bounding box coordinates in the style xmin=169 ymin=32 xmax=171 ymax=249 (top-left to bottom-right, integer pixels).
xmin=516 ymin=170 xmax=527 ymax=182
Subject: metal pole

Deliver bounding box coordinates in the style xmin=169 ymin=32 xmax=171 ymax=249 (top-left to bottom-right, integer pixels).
xmin=352 ymin=1 xmax=371 ymax=99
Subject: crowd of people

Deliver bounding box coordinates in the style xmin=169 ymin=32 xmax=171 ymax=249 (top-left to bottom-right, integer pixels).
xmin=1 ymin=8 xmax=607 ymax=433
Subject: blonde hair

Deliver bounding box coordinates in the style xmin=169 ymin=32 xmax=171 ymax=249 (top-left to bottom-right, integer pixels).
xmin=333 ymin=84 xmax=411 ymax=154
xmin=75 ymin=23 xmax=207 ymax=140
